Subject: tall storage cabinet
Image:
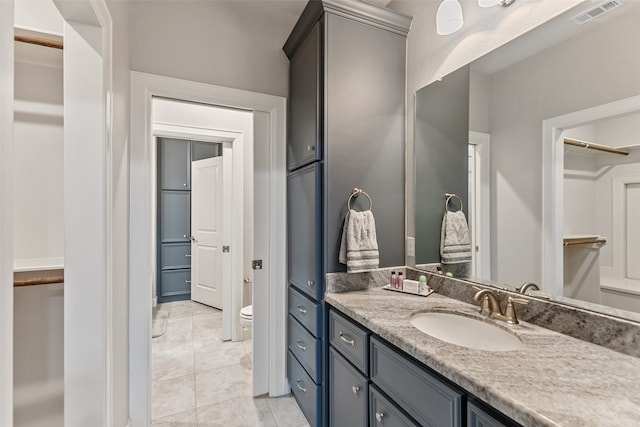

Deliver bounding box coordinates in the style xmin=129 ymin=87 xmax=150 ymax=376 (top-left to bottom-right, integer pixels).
xmin=283 ymin=2 xmax=411 ymax=425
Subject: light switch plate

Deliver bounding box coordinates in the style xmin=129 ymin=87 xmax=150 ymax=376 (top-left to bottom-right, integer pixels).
xmin=407 ymin=237 xmax=415 ymax=257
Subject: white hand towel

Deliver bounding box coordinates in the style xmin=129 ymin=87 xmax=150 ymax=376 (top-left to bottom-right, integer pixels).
xmin=339 ymin=210 xmax=379 ymax=273
xmin=440 ymin=210 xmax=472 ymax=264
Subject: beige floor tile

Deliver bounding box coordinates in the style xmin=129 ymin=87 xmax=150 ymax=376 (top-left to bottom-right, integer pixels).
xmin=192 ymin=301 xmax=221 ymax=317
xmin=267 ymin=395 xmax=310 ymax=427
xmin=195 ymin=340 xmax=248 ymax=373
xmin=153 ymin=347 xmax=195 ymax=382
xmin=197 ymin=396 xmax=277 ymax=427
xmin=152 ymin=374 xmax=197 ymax=421
xmin=195 ymin=364 xmax=252 ymax=408
xmin=158 ymin=300 xmax=194 ymax=320
xmin=151 ymin=407 xmax=198 ymax=427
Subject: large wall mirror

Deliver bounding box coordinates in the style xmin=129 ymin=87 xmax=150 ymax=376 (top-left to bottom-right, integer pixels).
xmin=414 ymin=1 xmax=640 ymax=320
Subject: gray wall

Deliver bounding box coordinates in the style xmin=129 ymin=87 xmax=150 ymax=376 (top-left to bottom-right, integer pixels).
xmin=127 ymin=1 xmax=304 ymax=97
xmin=414 ymin=66 xmax=469 ymax=263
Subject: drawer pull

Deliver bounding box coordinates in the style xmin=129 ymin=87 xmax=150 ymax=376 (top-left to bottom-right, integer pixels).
xmin=296 ymin=340 xmax=307 ymax=351
xmin=375 ymin=412 xmax=384 ymax=423
xmin=296 ymin=380 xmax=307 ymax=393
xmin=185 ymin=280 xmax=191 ymax=284
xmin=296 ymin=305 xmax=308 ymax=314
xmin=352 ymin=386 xmax=360 ymax=395
xmin=307 ymin=280 xmax=315 ymax=287
xmin=307 ymin=145 xmax=315 ymax=152
xmin=339 ymin=331 xmax=355 ymax=346
xmin=185 ymin=254 xmax=192 ymax=258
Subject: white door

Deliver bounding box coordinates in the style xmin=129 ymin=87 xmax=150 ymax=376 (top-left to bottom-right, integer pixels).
xmin=191 ymin=156 xmax=224 ymax=308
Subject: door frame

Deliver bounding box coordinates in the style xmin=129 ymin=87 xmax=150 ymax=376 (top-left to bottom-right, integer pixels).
xmin=130 ymin=72 xmax=288 ymax=426
xmin=0 ymin=1 xmax=15 ymax=424
xmin=542 ymin=94 xmax=640 ymax=297
xmin=468 ymin=131 xmax=491 ymax=280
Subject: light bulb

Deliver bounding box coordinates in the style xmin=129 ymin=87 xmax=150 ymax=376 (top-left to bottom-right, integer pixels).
xmin=436 ymin=0 xmax=464 ymax=36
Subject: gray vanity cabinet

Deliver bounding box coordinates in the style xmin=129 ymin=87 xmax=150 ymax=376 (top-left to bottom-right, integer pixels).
xmin=288 ymin=22 xmax=321 ymax=171
xmin=288 ymin=163 xmax=323 ymax=301
xmin=467 ymin=401 xmax=515 ymax=427
xmin=329 ymin=348 xmax=368 ymax=427
xmin=284 ymin=2 xmax=411 ymax=425
xmin=328 ymin=307 xmax=521 ymax=427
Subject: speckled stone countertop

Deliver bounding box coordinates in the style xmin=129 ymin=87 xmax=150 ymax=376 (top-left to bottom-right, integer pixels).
xmin=325 ymin=286 xmax=640 ymax=427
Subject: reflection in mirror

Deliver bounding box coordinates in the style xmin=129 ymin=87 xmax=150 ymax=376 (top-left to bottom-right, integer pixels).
xmin=414 ymin=1 xmax=640 ymax=320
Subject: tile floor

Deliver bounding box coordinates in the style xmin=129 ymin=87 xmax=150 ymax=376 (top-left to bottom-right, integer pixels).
xmin=152 ymin=300 xmax=310 ymax=427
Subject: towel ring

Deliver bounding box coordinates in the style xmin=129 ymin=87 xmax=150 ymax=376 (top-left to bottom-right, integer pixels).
xmin=445 ymin=193 xmax=463 ymax=212
xmin=348 ymin=188 xmax=372 ymax=211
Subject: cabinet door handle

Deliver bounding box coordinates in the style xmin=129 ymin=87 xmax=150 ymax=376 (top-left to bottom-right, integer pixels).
xmin=185 ymin=280 xmax=191 ymax=284
xmin=307 ymin=280 xmax=314 ymax=287
xmin=296 ymin=305 xmax=308 ymax=315
xmin=375 ymin=412 xmax=384 ymax=423
xmin=296 ymin=380 xmax=307 ymax=393
xmin=185 ymin=254 xmax=192 ymax=258
xmin=183 ymin=183 xmax=187 ymax=187
xmin=339 ymin=332 xmax=355 ymax=346
xmin=296 ymin=340 xmax=307 ymax=351
xmin=307 ymin=145 xmax=315 ymax=152
xmin=352 ymin=386 xmax=360 ymax=395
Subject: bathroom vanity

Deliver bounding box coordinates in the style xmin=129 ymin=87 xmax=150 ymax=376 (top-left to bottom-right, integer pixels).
xmin=321 ymin=281 xmax=640 ymax=426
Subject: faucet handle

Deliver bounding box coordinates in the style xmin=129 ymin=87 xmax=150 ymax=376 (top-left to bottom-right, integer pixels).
xmin=504 ymin=297 xmax=528 ymax=324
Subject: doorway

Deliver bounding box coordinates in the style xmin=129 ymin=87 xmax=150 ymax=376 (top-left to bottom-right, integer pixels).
xmin=130 ymin=72 xmax=288 ymax=427
xmin=542 ymin=94 xmax=640 ymax=297
xmin=468 ymin=131 xmax=491 ymax=280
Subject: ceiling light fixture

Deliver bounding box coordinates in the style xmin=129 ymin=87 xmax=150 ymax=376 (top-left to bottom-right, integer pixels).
xmin=479 ymin=0 xmax=515 ymax=8
xmin=436 ymin=0 xmax=464 ymax=35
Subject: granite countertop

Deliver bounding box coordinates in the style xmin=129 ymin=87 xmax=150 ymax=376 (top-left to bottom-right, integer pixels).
xmin=325 ymin=286 xmax=640 ymax=427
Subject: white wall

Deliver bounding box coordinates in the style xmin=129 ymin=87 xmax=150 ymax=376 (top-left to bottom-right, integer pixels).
xmin=13 ymin=283 xmax=64 ymax=427
xmin=388 ymin=0 xmax=584 ymax=264
xmin=127 ymin=1 xmax=303 ymax=97
xmin=486 ymin=9 xmax=640 ymax=285
xmin=14 ymin=0 xmax=63 ymax=35
xmin=13 ymin=50 xmax=64 ymax=266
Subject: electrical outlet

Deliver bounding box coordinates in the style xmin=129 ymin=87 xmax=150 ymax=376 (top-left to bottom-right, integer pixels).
xmin=407 ymin=237 xmax=415 ymax=257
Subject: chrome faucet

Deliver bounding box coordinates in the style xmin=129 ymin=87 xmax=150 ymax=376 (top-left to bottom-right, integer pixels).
xmin=472 ymin=287 xmax=529 ymax=324
xmin=516 ymin=282 xmax=539 ymax=294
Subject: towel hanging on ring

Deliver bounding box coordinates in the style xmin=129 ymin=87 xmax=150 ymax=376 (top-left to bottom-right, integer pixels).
xmin=339 ymin=188 xmax=380 ymax=273
xmin=440 ymin=193 xmax=471 ymax=265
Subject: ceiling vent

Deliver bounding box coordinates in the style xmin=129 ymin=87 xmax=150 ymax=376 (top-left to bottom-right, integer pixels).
xmin=570 ymin=0 xmax=624 ymax=25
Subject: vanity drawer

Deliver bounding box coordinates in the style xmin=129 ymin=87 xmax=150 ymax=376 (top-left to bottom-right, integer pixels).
xmin=289 ymin=286 xmax=321 ymax=337
xmin=288 ymin=350 xmax=320 ymax=427
xmin=370 ymin=337 xmax=463 ymax=427
xmin=329 ymin=309 xmax=369 ymax=375
xmin=288 ymin=315 xmax=321 ymax=383
xmin=370 ymin=385 xmax=419 ymax=427
xmin=328 ymin=347 xmax=368 ymax=426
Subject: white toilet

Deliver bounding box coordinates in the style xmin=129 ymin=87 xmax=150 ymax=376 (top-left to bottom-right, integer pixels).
xmin=240 ymin=305 xmax=253 ymax=335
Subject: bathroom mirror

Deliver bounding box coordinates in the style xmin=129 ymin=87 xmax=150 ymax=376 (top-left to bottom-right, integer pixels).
xmin=414 ymin=1 xmax=640 ymax=321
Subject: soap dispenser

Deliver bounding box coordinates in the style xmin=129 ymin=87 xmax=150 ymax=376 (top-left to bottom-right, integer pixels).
xmin=397 ymin=272 xmax=404 ymax=290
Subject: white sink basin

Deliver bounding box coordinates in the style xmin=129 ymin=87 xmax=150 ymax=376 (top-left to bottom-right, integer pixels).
xmin=409 ymin=312 xmax=523 ymax=352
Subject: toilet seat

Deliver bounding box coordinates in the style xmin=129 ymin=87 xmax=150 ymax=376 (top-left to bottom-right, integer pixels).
xmin=240 ymin=304 xmax=252 ymax=320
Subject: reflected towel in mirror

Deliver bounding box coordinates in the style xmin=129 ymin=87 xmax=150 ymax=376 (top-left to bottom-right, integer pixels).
xmin=440 ymin=210 xmax=471 ymax=264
